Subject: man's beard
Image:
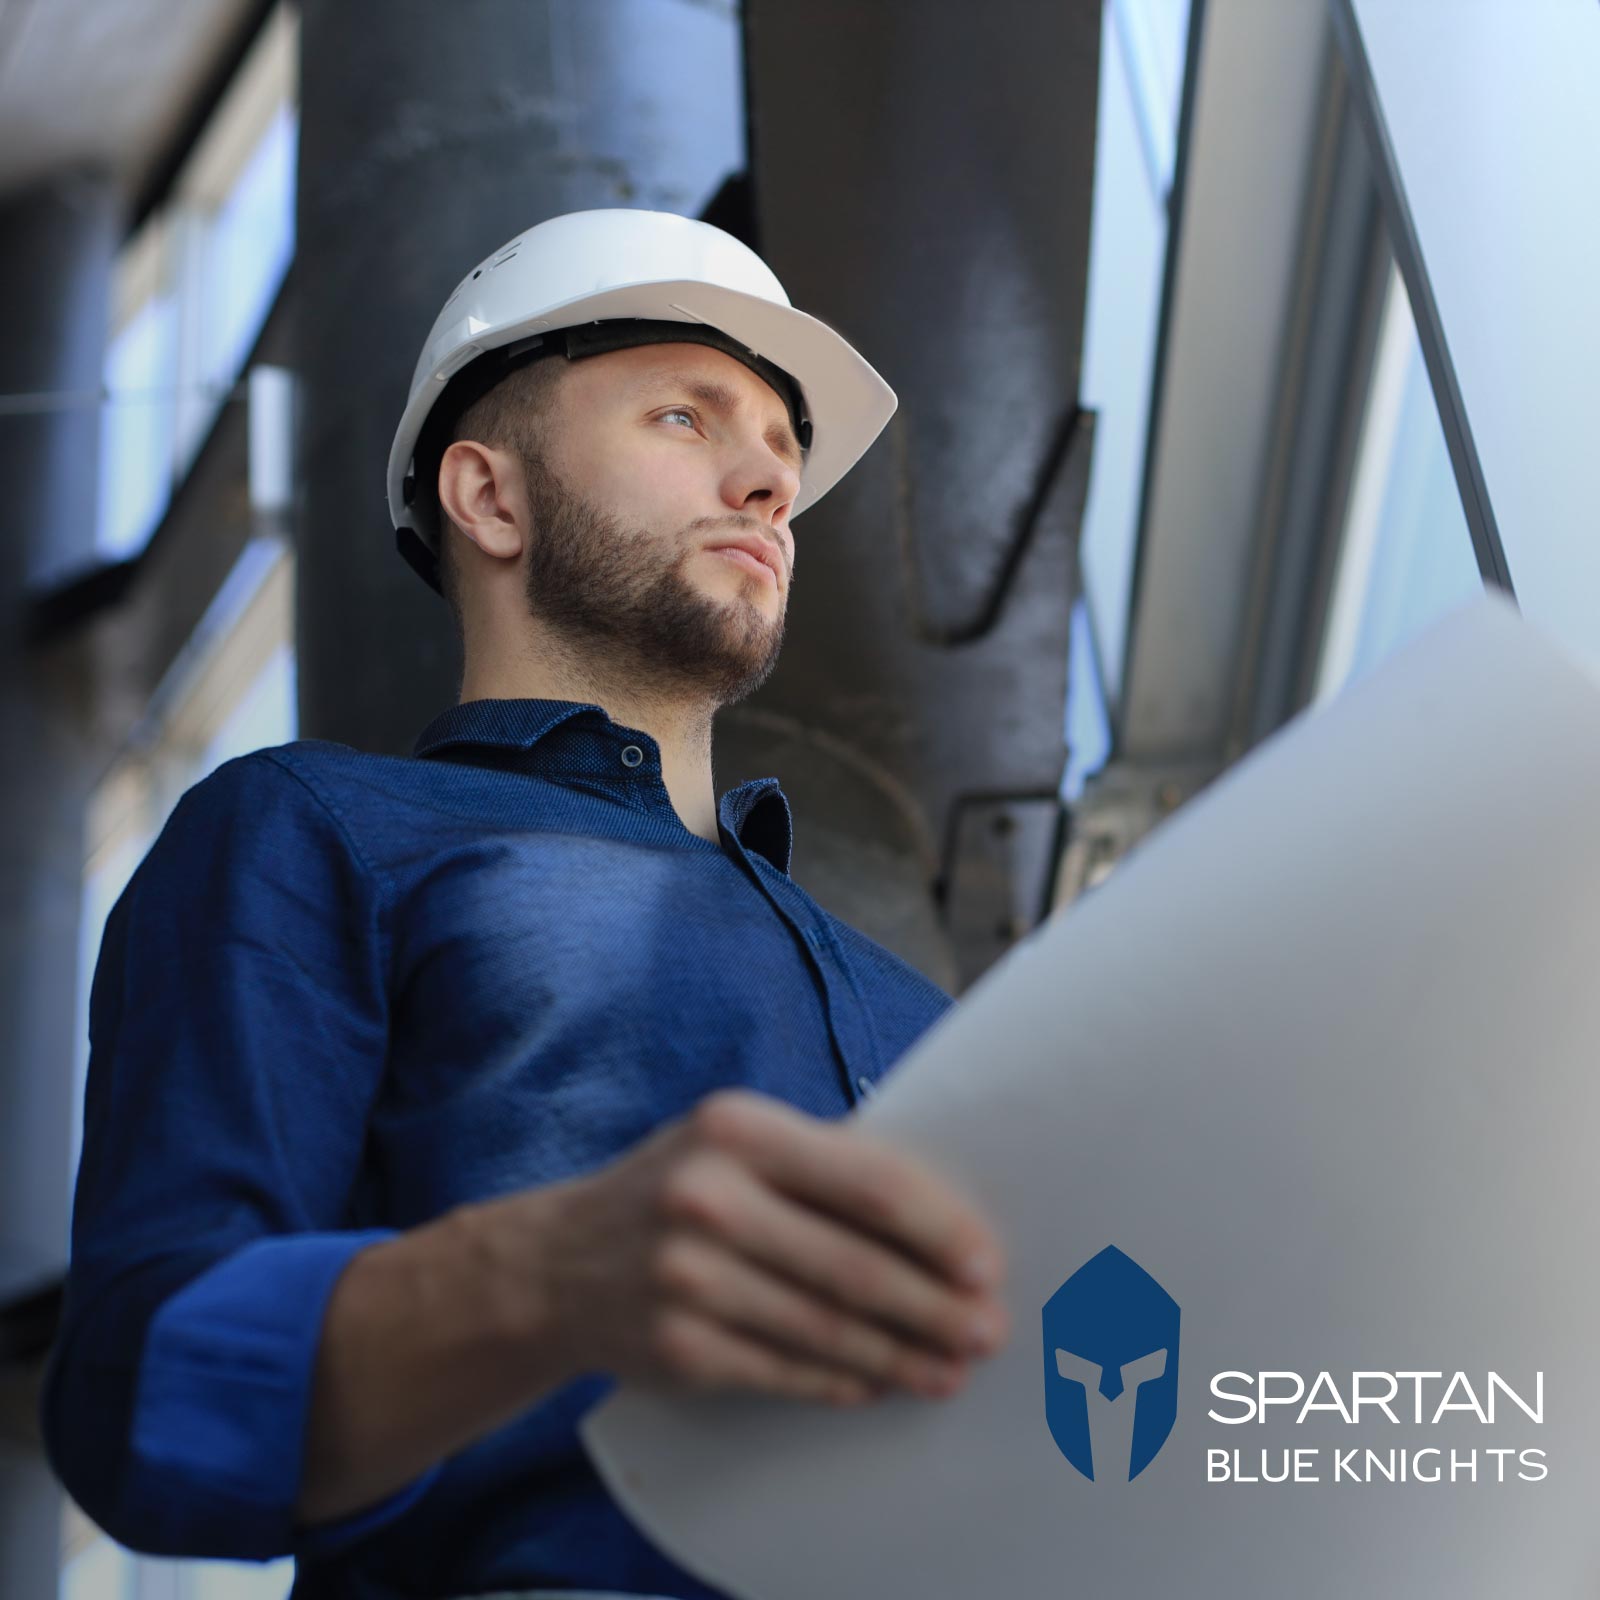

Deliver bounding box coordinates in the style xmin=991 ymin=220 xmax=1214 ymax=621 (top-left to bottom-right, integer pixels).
xmin=520 ymin=450 xmax=786 ymax=706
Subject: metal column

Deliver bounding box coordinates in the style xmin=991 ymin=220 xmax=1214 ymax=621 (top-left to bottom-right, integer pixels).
xmin=727 ymin=1 xmax=1100 ymax=988
xmin=294 ymin=0 xmax=746 ymax=756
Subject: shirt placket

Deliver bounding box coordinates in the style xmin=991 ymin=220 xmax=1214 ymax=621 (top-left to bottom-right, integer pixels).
xmin=716 ymin=826 xmax=884 ymax=1108
xmin=795 ymin=912 xmax=887 ymax=1107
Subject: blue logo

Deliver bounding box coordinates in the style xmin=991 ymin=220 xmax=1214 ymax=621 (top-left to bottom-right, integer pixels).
xmin=1042 ymin=1246 xmax=1180 ymax=1482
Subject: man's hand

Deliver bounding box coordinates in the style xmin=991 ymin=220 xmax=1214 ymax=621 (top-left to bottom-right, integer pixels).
xmin=517 ymin=1088 xmax=1011 ymax=1407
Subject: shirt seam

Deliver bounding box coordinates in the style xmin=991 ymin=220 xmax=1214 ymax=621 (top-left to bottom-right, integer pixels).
xmin=255 ymin=750 xmax=397 ymax=1009
xmin=255 ymin=750 xmax=392 ymax=898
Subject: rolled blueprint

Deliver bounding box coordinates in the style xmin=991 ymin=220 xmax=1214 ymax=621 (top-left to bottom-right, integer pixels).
xmin=582 ymin=591 xmax=1600 ymax=1599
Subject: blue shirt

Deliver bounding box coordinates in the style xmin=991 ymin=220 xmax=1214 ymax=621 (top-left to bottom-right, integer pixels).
xmin=41 ymin=697 xmax=955 ymax=1598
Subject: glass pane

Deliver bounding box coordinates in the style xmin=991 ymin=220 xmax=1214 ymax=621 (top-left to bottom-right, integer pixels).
xmin=1345 ymin=0 xmax=1600 ymax=675
xmin=195 ymin=639 xmax=298 ymax=774
xmin=1315 ymin=263 xmax=1483 ymax=702
xmin=88 ymin=97 xmax=296 ymax=573
xmin=1077 ymin=0 xmax=1191 ymax=711
xmin=205 ymin=104 xmax=298 ymax=400
xmin=1063 ymin=596 xmax=1112 ymax=802
xmin=1115 ymin=0 xmax=1190 ymax=188
xmin=95 ymin=294 xmax=180 ymax=563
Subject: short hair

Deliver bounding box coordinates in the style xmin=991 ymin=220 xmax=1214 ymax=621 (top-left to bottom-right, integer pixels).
xmin=423 ymin=355 xmax=566 ymax=633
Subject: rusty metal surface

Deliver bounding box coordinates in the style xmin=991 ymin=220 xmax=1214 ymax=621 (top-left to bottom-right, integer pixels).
xmin=723 ymin=0 xmax=1101 ymax=989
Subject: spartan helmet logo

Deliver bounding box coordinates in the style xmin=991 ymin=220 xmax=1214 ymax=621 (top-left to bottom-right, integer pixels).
xmin=1042 ymin=1246 xmax=1180 ymax=1482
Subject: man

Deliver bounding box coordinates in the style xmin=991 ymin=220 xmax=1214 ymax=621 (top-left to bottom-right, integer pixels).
xmin=42 ymin=210 xmax=1010 ymax=1600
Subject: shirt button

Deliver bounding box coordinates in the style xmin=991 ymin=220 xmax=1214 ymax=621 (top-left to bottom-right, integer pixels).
xmin=856 ymin=1075 xmax=876 ymax=1099
xmin=620 ymin=744 xmax=644 ymax=768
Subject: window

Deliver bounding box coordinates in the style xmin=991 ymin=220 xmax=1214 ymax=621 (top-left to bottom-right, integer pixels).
xmin=1313 ymin=260 xmax=1483 ymax=702
xmin=85 ymin=6 xmax=297 ymax=578
xmin=1075 ymin=0 xmax=1193 ymax=715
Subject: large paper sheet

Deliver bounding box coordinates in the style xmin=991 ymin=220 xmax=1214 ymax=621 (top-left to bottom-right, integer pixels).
xmin=581 ymin=593 xmax=1600 ymax=1598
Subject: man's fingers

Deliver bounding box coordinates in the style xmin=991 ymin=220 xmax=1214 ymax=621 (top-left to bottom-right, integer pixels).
xmin=651 ymin=1231 xmax=970 ymax=1395
xmin=647 ymin=1304 xmax=879 ymax=1406
xmin=659 ymin=1147 xmax=1006 ymax=1362
xmin=689 ymin=1089 xmax=1006 ymax=1291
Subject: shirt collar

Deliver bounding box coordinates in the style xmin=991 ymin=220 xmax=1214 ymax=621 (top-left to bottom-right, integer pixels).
xmin=412 ymin=697 xmax=597 ymax=760
xmin=411 ymin=698 xmax=794 ymax=876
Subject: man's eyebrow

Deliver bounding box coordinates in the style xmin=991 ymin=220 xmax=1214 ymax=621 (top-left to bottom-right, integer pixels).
xmin=637 ymin=371 xmax=804 ymax=467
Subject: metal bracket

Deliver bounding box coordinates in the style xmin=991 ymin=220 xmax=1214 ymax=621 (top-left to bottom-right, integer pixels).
xmin=1050 ymin=759 xmax=1219 ymax=912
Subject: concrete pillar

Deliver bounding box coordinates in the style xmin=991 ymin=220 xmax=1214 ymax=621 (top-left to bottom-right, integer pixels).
xmin=294 ymin=0 xmax=745 ymax=754
xmin=0 ymin=167 xmax=120 ymax=1600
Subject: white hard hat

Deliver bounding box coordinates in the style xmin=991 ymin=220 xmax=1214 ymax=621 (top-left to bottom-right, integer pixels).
xmin=387 ymin=207 xmax=897 ymax=595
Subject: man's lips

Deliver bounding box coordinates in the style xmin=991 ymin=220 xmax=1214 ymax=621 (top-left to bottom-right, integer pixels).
xmin=704 ymin=536 xmax=783 ymax=586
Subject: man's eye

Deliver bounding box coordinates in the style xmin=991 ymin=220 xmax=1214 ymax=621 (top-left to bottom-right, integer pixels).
xmin=661 ymin=407 xmax=698 ymax=428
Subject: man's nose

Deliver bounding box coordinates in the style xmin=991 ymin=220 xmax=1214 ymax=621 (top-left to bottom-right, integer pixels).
xmin=722 ymin=442 xmax=800 ymax=524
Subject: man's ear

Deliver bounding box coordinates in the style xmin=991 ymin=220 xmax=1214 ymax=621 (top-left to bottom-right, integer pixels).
xmin=436 ymin=439 xmax=525 ymax=562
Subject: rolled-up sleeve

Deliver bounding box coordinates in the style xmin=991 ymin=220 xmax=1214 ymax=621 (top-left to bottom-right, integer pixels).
xmin=39 ymin=751 xmax=440 ymax=1559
